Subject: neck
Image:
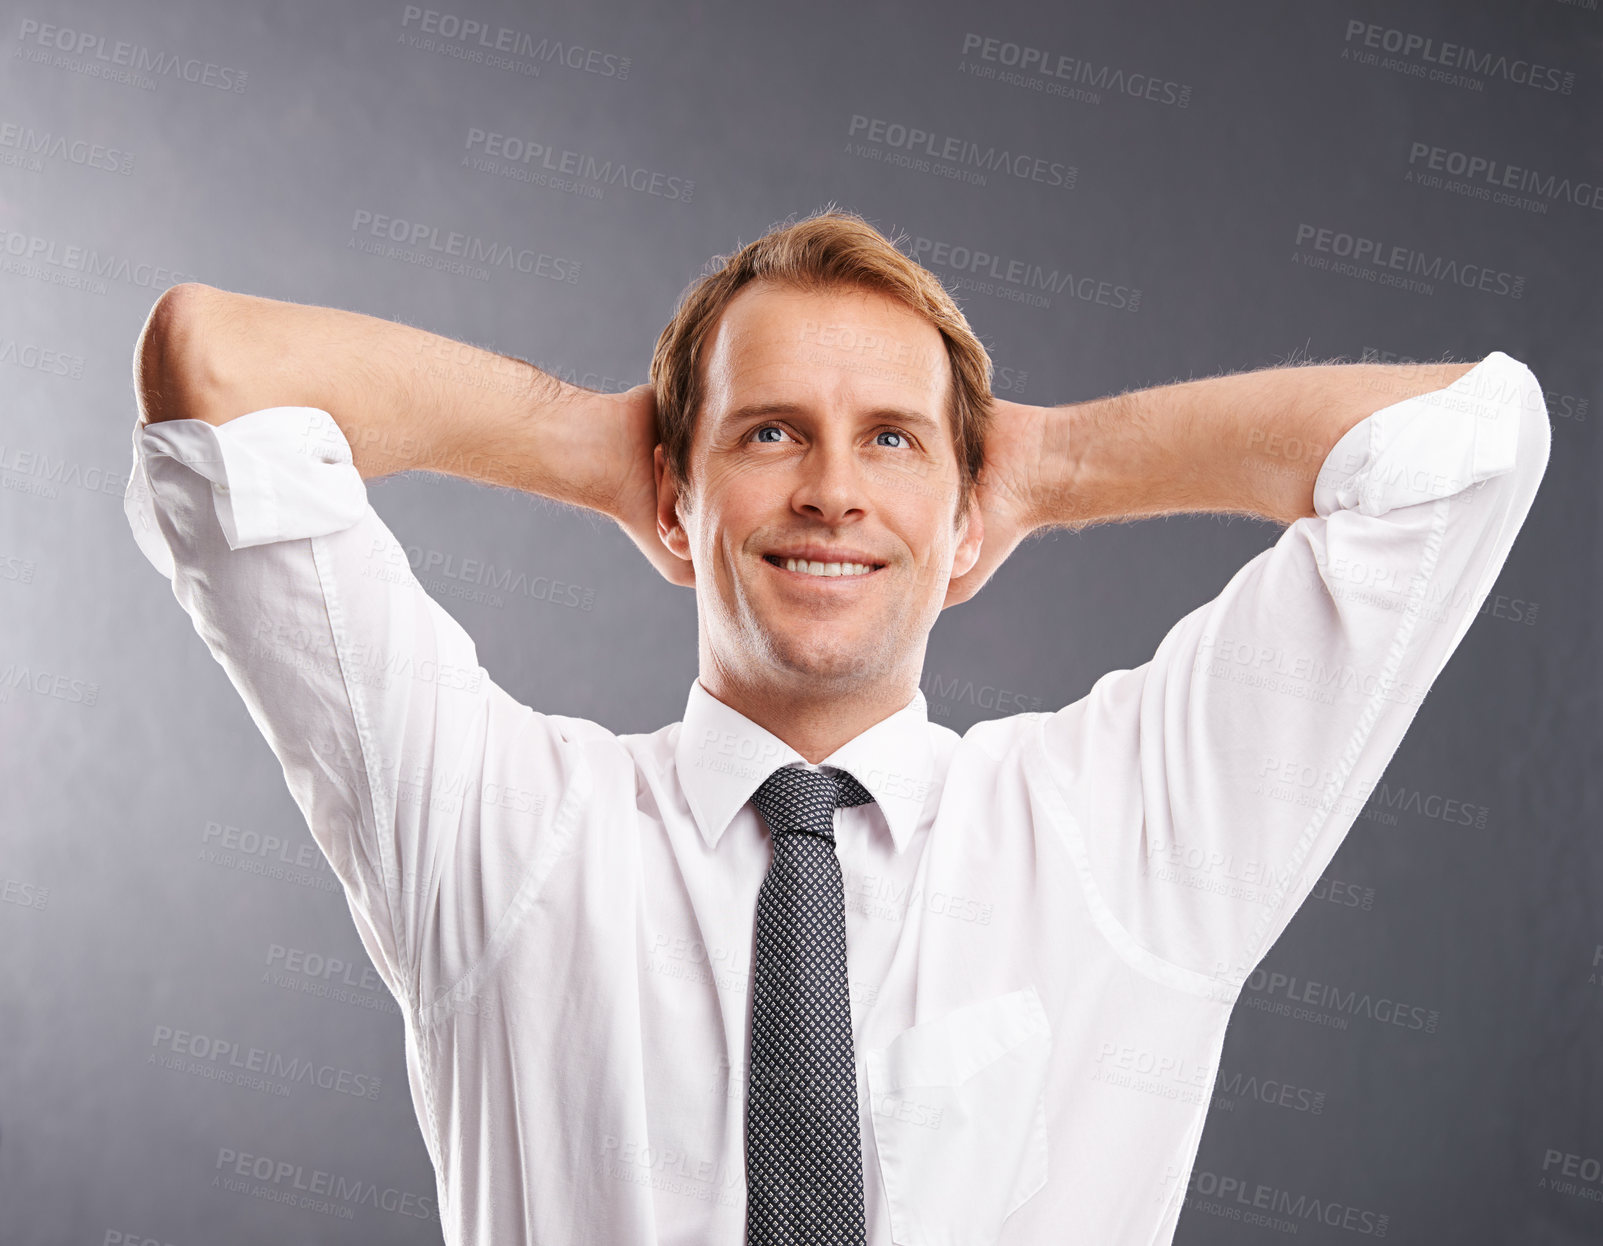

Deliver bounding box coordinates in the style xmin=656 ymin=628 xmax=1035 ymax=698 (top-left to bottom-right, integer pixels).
xmin=698 ymin=659 xmax=920 ymax=764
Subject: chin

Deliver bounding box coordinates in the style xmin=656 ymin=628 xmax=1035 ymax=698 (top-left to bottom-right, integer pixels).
xmin=761 ymin=628 xmax=889 ymax=685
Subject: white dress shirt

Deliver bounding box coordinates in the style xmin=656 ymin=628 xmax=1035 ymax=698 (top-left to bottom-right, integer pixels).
xmin=124 ymin=350 xmax=1550 ymax=1245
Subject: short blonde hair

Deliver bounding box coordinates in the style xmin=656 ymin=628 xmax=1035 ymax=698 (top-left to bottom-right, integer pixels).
xmin=649 ymin=206 xmax=994 ymax=520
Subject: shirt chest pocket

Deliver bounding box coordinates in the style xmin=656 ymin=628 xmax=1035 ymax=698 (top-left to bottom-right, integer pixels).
xmin=865 ymin=986 xmax=1052 ymax=1246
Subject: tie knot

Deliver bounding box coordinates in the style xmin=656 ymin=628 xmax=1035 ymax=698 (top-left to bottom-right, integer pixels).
xmin=751 ymin=765 xmax=875 ymax=843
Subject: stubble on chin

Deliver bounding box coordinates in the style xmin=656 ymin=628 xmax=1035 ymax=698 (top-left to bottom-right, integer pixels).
xmin=725 ymin=558 xmax=914 ymax=690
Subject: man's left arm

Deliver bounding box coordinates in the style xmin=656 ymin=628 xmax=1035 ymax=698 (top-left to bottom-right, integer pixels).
xmin=1009 ymin=350 xmax=1553 ymax=992
xmin=1032 ymin=356 xmax=1480 ymax=528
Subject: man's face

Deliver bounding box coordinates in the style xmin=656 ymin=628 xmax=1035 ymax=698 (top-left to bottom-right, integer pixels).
xmin=656 ymin=281 xmax=983 ymax=698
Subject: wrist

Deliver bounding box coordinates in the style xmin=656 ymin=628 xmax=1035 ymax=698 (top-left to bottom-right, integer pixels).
xmin=1025 ymin=399 xmax=1092 ymax=531
xmin=530 ymin=382 xmax=661 ymax=522
xmin=416 ymin=354 xmax=601 ymax=501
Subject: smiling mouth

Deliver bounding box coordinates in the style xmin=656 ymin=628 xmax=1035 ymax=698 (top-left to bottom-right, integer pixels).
xmin=763 ymin=554 xmax=885 ymax=579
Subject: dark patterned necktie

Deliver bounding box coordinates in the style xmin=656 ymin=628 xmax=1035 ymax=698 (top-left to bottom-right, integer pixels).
xmin=745 ymin=764 xmax=877 ymax=1245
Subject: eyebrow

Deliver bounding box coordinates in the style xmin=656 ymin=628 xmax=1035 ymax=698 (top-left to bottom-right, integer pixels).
xmin=718 ymin=401 xmax=944 ymax=435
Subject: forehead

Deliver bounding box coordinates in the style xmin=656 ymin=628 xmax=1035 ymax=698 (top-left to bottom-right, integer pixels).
xmin=701 ymin=281 xmax=949 ymax=416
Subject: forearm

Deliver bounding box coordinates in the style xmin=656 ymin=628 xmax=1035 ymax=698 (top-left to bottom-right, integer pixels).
xmin=134 ymin=283 xmax=628 ymax=509
xmin=1035 ymin=358 xmax=1478 ymax=528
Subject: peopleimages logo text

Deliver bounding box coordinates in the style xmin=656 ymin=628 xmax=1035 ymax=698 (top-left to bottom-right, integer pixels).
xmin=1343 ymin=20 xmax=1574 ymax=93
xmin=214 ymin=1147 xmax=437 ymax=1219
xmin=846 ymin=115 xmax=1075 ymax=190
xmin=958 ymin=33 xmax=1192 ymax=106
xmin=1408 ymin=142 xmax=1603 ymax=211
xmin=398 ymin=6 xmax=630 ymax=78
xmin=14 ymin=17 xmax=249 ymax=92
xmin=904 ymin=234 xmax=1141 ymax=311
xmin=1293 ymin=224 xmax=1524 ymax=298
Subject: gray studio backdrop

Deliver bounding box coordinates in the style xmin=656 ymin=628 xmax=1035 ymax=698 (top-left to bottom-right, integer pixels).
xmin=4 ymin=0 xmax=1599 ymax=1241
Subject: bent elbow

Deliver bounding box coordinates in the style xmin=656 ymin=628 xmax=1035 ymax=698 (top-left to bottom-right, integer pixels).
xmin=135 ymin=283 xmax=233 ymax=426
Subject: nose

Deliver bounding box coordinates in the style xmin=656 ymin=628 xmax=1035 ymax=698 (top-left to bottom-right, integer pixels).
xmin=791 ymin=434 xmax=869 ymax=525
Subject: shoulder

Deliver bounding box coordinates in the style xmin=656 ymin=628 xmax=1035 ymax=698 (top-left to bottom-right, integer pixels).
xmin=951 ymin=710 xmax=1048 ymax=763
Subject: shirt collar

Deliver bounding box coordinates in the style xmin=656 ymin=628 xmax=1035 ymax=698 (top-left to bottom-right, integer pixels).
xmin=673 ymin=678 xmax=934 ymax=855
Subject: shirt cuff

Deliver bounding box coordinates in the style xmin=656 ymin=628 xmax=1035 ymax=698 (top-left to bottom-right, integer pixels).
xmin=1312 ymin=350 xmax=1528 ymax=519
xmin=124 ymin=406 xmax=368 ymax=582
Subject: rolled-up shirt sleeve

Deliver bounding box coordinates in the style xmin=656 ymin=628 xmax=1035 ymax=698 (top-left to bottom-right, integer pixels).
xmin=1035 ymin=350 xmax=1552 ymax=994
xmin=125 ymin=407 xmax=589 ymax=1016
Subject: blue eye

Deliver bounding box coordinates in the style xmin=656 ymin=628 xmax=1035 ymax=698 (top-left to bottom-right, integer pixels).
xmin=749 ymin=425 xmax=911 ymax=448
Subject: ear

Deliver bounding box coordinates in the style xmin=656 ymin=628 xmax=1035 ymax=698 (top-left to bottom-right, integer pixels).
xmin=952 ymin=491 xmax=984 ymax=579
xmin=655 ymin=444 xmax=693 ymax=561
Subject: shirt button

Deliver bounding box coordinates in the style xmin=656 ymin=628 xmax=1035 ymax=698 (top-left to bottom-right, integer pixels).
xmin=216 ymin=483 xmax=229 ymax=494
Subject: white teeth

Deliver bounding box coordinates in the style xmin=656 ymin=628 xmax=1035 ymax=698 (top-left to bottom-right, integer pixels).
xmin=781 ymin=558 xmax=876 ymax=578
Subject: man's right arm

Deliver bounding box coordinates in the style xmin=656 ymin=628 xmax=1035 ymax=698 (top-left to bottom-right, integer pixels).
xmin=126 ymin=283 xmax=663 ymax=1017
xmin=139 ymin=282 xmax=641 ymax=501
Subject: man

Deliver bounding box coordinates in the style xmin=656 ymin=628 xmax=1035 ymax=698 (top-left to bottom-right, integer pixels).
xmin=126 ymin=208 xmax=1550 ymax=1244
